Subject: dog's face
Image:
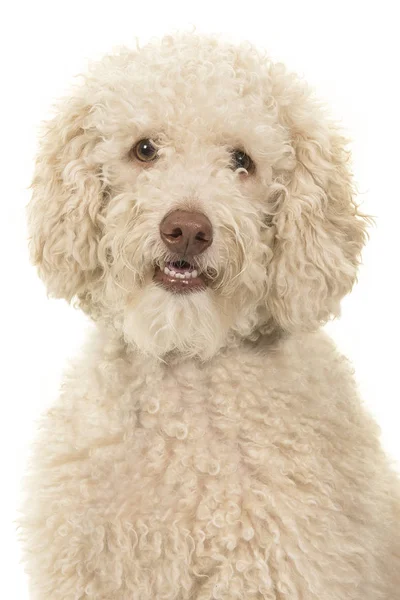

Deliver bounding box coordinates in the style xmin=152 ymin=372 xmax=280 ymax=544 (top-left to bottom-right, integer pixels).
xmin=29 ymin=35 xmax=367 ymax=359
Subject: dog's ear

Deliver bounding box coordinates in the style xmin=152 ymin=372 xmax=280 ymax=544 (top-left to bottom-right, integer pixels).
xmin=266 ymin=73 xmax=369 ymax=332
xmin=28 ymin=95 xmax=103 ymax=301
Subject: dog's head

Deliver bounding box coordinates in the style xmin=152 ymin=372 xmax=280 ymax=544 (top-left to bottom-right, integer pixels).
xmin=29 ymin=34 xmax=367 ymax=360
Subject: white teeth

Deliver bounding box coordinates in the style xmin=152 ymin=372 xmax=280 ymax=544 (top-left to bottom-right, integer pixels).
xmin=162 ymin=264 xmax=201 ymax=280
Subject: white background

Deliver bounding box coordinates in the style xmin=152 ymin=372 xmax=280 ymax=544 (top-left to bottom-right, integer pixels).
xmin=1 ymin=0 xmax=399 ymax=596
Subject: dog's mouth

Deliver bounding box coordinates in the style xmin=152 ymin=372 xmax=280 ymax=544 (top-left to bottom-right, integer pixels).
xmin=153 ymin=260 xmax=208 ymax=293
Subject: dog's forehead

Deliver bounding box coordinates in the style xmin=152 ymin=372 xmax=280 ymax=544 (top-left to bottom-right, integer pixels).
xmin=84 ymin=38 xmax=277 ymax=146
xmin=92 ymin=36 xmax=271 ymax=97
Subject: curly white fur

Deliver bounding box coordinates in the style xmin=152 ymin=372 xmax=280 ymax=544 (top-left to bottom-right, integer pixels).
xmin=19 ymin=33 xmax=400 ymax=599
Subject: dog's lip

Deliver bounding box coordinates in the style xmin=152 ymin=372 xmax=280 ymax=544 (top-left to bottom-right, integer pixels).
xmin=153 ymin=262 xmax=208 ymax=293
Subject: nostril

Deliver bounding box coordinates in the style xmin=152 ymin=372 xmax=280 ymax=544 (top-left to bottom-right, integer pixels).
xmin=168 ymin=227 xmax=183 ymax=239
xmin=195 ymin=231 xmax=208 ymax=242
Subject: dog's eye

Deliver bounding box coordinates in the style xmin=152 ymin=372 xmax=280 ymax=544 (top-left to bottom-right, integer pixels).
xmin=132 ymin=139 xmax=159 ymax=162
xmin=231 ymin=149 xmax=255 ymax=173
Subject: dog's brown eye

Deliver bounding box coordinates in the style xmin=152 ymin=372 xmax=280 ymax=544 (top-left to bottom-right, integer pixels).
xmin=133 ymin=139 xmax=159 ymax=162
xmin=231 ymin=149 xmax=254 ymax=173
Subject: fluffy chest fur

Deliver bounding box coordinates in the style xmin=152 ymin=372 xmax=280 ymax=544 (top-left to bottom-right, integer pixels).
xmin=21 ymin=331 xmax=398 ymax=599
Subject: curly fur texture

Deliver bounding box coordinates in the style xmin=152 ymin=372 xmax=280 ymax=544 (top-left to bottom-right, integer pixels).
xmin=20 ymin=33 xmax=400 ymax=598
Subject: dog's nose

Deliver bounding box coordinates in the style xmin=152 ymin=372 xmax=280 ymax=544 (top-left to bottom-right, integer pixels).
xmin=160 ymin=210 xmax=213 ymax=256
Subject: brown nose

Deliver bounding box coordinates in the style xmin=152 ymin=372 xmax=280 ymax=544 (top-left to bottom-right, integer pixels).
xmin=160 ymin=210 xmax=213 ymax=256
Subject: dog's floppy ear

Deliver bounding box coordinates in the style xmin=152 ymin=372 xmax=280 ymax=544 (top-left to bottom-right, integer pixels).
xmin=266 ymin=72 xmax=369 ymax=332
xmin=28 ymin=94 xmax=103 ymax=301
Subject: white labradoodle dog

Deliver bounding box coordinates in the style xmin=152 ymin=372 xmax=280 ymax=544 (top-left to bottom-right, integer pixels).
xmin=20 ymin=33 xmax=400 ymax=599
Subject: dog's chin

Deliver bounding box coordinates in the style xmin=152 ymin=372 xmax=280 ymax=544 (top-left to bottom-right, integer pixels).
xmin=123 ymin=282 xmax=229 ymax=361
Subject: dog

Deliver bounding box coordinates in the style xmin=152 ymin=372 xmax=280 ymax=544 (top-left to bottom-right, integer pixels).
xmin=20 ymin=33 xmax=400 ymax=599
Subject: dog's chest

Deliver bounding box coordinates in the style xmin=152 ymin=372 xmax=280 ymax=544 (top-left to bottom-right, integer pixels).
xmin=42 ymin=340 xmax=379 ymax=598
xmin=75 ymin=347 xmax=371 ymax=598
xmin=103 ymin=350 xmax=326 ymax=543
